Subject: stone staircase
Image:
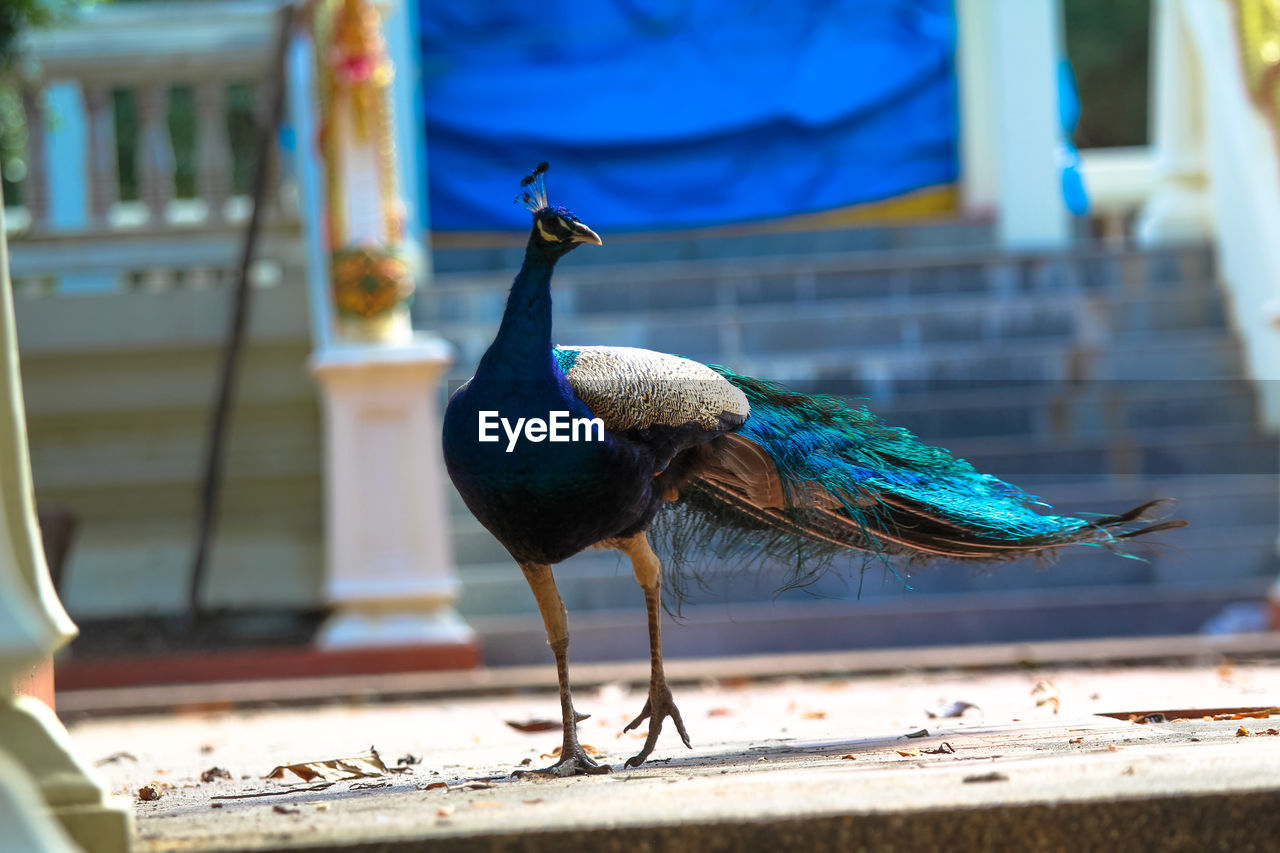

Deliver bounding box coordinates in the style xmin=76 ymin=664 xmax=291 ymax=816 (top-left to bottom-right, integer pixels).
xmin=419 ymin=222 xmax=1280 ymax=664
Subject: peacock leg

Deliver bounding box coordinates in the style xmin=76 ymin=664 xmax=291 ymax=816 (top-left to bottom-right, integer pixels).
xmin=519 ymin=562 xmax=609 ymax=776
xmin=616 ymin=533 xmax=691 ymax=768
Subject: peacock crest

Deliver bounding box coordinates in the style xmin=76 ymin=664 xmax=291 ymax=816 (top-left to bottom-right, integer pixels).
xmin=515 ymin=161 xmax=551 ymax=212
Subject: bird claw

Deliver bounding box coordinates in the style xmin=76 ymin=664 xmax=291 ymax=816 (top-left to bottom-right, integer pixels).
xmin=528 ymin=744 xmax=611 ymax=778
xmin=623 ymin=683 xmax=691 ymax=768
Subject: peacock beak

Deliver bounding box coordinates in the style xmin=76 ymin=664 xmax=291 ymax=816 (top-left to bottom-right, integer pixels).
xmin=569 ymin=223 xmax=603 ymax=246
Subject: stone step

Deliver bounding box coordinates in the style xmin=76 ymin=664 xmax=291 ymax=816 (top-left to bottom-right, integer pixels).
xmin=469 ymin=580 xmax=1273 ymax=666
xmin=952 ymin=426 xmax=1276 ymax=480
xmin=440 ymin=382 xmax=1260 ymax=469
xmin=441 ymin=314 xmax=1243 ymax=394
xmin=452 ymin=477 xmax=1278 ymax=619
xmin=428 ymin=242 xmax=1213 ymax=303
xmin=425 ymin=260 xmax=1222 ymax=358
xmin=448 ymin=463 xmax=1276 ymax=571
xmin=874 ymin=382 xmax=1259 ymax=441
xmin=446 ymin=472 xmax=1274 ymax=529
xmin=430 ymin=218 xmax=998 ymax=274
xmin=457 ymin=521 xmax=1277 ymax=633
xmin=713 ymin=332 xmax=1244 ymax=389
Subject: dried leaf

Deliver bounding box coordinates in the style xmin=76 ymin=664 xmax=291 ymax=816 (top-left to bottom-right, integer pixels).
xmin=922 ymin=742 xmax=955 ymax=755
xmin=200 ymin=767 xmax=232 ymax=783
xmin=137 ymin=785 xmax=161 ymax=802
xmin=1068 ymin=737 xmax=1084 ymax=745
xmin=904 ymin=729 xmax=929 ymax=739
xmin=425 ymin=782 xmax=448 ymax=791
xmin=895 ymin=747 xmax=920 ymax=757
xmin=1108 ymin=743 xmax=1122 ymax=751
xmin=396 ymin=754 xmax=421 ymax=766
xmin=272 ymin=805 xmax=300 ymax=815
xmin=505 ymin=719 xmax=561 ymax=734
xmin=963 ymin=772 xmax=1009 ymax=784
xmin=266 ymin=748 xmax=391 ymax=782
xmin=840 ymin=754 xmax=857 ymax=760
xmin=1031 ymin=681 xmax=1060 ymax=714
xmin=1237 ymin=726 xmax=1251 ymax=738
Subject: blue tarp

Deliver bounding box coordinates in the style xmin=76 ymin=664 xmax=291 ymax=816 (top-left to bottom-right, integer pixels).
xmin=418 ymin=0 xmax=958 ymax=232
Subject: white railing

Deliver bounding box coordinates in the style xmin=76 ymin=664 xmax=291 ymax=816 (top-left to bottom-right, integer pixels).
xmin=1138 ymin=0 xmax=1280 ymax=428
xmin=7 ymin=0 xmax=297 ymax=260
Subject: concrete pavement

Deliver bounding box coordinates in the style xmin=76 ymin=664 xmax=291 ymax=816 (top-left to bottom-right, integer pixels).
xmin=62 ymin=653 xmax=1280 ymax=852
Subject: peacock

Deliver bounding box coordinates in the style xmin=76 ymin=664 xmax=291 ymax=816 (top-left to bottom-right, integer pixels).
xmin=441 ymin=163 xmax=1184 ymax=776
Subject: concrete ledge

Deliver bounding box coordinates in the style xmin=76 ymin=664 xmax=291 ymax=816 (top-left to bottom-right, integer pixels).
xmin=216 ymin=787 xmax=1280 ymax=853
xmin=68 ymin=659 xmax=1280 ymax=853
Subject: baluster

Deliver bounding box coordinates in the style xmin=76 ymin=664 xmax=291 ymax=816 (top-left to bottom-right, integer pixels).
xmin=81 ymin=82 xmax=118 ymax=226
xmin=136 ymin=83 xmax=175 ymax=225
xmin=195 ymin=80 xmax=231 ymax=224
xmin=19 ymin=88 xmax=48 ymax=230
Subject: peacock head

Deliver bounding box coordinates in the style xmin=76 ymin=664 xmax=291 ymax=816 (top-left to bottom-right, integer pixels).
xmin=516 ymin=162 xmax=602 ymax=255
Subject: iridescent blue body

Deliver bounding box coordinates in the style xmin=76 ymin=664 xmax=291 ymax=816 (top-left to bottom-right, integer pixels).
xmin=443 ymin=239 xmax=672 ymax=564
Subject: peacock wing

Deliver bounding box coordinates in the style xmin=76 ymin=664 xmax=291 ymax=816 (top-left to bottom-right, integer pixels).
xmin=554 ymin=346 xmax=748 ymax=434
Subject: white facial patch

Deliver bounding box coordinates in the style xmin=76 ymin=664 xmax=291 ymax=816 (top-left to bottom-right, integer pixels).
xmin=535 ymin=220 xmax=560 ymax=242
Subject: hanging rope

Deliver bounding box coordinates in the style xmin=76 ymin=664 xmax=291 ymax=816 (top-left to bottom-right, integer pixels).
xmin=189 ymin=3 xmax=298 ymax=619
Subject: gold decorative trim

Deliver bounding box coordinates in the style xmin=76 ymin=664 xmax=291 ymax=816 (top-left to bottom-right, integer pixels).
xmin=331 ymin=245 xmax=413 ymax=318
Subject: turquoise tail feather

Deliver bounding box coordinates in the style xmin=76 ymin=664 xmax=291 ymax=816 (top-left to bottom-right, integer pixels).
xmin=654 ymin=367 xmax=1184 ymax=601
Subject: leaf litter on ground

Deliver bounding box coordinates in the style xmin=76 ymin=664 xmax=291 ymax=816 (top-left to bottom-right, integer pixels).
xmin=505 ymin=719 xmax=561 ymax=733
xmin=265 ymin=746 xmax=409 ymax=783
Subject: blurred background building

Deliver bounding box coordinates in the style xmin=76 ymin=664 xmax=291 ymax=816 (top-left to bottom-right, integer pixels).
xmin=2 ymin=0 xmax=1277 ymax=683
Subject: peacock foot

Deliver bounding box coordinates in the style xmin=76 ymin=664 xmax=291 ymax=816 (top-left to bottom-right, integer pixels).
xmin=623 ymin=682 xmax=691 ymax=768
xmin=530 ymin=743 xmax=611 ymax=777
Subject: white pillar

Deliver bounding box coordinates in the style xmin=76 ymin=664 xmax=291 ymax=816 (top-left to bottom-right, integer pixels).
xmin=957 ymin=0 xmax=1071 ymax=248
xmin=1136 ymin=0 xmax=1215 ymax=244
xmin=955 ymin=0 xmax=998 ymax=214
xmin=0 ymin=200 xmax=132 ymax=851
xmin=311 ymin=337 xmax=475 ymax=650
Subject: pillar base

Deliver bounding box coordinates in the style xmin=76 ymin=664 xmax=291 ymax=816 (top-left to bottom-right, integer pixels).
xmin=318 ymin=603 xmax=475 ymax=649
xmin=0 ymin=697 xmax=132 ymax=853
xmin=310 ymin=334 xmax=475 ymax=662
xmin=0 ymin=751 xmax=80 ymax=853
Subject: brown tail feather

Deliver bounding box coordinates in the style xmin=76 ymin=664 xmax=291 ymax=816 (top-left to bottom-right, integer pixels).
xmin=687 ymin=435 xmax=1186 ymax=564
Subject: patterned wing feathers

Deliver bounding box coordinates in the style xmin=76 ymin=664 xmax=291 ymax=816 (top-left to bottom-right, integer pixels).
xmin=560 ymin=346 xmax=748 ymax=432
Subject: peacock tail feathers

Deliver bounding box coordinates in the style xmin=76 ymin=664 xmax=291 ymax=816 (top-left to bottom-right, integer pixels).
xmin=653 ymin=366 xmax=1184 ymax=606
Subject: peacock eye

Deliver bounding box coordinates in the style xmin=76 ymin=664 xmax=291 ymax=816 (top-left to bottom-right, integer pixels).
xmin=535 ymin=217 xmax=572 ymax=242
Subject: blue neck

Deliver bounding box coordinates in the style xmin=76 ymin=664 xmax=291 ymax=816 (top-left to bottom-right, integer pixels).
xmin=477 ymin=242 xmax=561 ymax=382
